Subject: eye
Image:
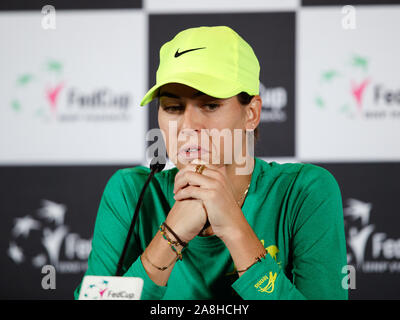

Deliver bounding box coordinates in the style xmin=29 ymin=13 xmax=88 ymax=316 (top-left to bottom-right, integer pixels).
xmin=162 ymin=105 xmax=184 ymax=113
xmin=202 ymin=103 xmax=220 ymax=111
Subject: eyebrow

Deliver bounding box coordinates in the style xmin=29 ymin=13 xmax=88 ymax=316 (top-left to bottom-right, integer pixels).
xmin=158 ymin=90 xmax=207 ymax=99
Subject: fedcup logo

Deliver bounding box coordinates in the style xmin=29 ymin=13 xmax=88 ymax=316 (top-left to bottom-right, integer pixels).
xmin=145 ymin=120 xmax=255 ymax=175
xmin=315 ymin=54 xmax=400 ymax=120
xmin=344 ymin=198 xmax=400 ymax=273
xmin=259 ymin=82 xmax=287 ymax=123
xmin=80 ymin=277 xmax=140 ymax=300
xmin=10 ymin=59 xmax=132 ymax=123
xmin=7 ymin=199 xmax=91 ymax=274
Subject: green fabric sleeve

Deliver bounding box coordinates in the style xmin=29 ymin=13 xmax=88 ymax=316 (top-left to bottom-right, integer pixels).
xmin=232 ymin=254 xmax=306 ymax=300
xmin=232 ymin=164 xmax=348 ymax=300
xmin=73 ymin=170 xmax=167 ymax=300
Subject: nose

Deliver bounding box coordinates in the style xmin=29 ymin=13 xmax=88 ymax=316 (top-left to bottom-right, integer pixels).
xmin=179 ymin=104 xmax=202 ymax=136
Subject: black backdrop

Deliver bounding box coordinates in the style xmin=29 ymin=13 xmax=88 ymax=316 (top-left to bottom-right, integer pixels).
xmin=1 ymin=0 xmax=399 ymax=300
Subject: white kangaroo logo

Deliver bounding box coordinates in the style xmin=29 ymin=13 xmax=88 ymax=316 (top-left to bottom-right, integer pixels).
xmin=344 ymin=198 xmax=375 ymax=268
xmin=344 ymin=198 xmax=372 ymax=226
xmin=37 ymin=199 xmax=66 ymax=226
xmin=348 ymin=225 xmax=375 ymax=267
xmin=42 ymin=226 xmax=68 ymax=267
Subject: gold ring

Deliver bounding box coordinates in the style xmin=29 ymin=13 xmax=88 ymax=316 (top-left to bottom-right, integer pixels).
xmin=195 ymin=164 xmax=206 ymax=175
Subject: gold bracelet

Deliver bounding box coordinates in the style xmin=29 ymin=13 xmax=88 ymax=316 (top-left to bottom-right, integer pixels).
xmin=236 ymin=251 xmax=267 ymax=274
xmin=141 ymin=253 xmax=176 ymax=271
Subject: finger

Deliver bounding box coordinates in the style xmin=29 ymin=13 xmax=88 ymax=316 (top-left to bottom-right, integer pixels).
xmin=190 ymin=161 xmax=222 ymax=173
xmin=193 ymin=162 xmax=227 ymax=179
xmin=173 ymin=185 xmax=212 ymax=202
xmin=174 ymin=163 xmax=218 ymax=185
xmin=173 ymin=170 xmax=216 ymax=194
xmin=175 ymin=163 xmax=222 ymax=184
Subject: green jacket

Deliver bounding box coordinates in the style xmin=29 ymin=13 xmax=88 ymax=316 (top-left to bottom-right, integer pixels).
xmin=74 ymin=157 xmax=348 ymax=300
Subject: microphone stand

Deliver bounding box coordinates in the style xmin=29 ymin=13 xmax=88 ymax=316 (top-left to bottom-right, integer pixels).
xmin=115 ymin=158 xmax=165 ymax=276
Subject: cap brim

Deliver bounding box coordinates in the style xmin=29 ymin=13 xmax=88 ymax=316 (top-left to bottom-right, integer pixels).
xmin=139 ymin=72 xmax=244 ymax=106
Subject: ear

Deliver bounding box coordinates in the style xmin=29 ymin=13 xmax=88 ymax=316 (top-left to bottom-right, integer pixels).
xmin=245 ymin=95 xmax=262 ymax=131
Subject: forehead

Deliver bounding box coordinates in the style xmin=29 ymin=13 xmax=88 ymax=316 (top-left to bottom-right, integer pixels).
xmin=158 ymin=83 xmax=216 ymax=100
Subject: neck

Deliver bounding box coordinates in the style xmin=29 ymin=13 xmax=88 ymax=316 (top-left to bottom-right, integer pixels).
xmin=225 ymin=156 xmax=254 ymax=205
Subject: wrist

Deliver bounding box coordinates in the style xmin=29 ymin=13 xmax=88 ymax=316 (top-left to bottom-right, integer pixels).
xmin=164 ymin=219 xmax=191 ymax=244
xmin=218 ymin=221 xmax=249 ymax=245
xmin=161 ymin=222 xmax=188 ymax=249
xmin=219 ymin=220 xmax=266 ymax=259
xmin=217 ymin=213 xmax=251 ymax=244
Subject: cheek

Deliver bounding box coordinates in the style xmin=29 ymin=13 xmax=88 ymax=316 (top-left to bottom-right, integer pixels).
xmin=213 ymin=131 xmax=245 ymax=165
xmin=158 ymin=116 xmax=179 ymax=163
xmin=205 ymin=107 xmax=244 ymax=163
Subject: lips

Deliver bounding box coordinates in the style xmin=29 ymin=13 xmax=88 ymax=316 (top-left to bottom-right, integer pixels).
xmin=178 ymin=144 xmax=209 ymax=160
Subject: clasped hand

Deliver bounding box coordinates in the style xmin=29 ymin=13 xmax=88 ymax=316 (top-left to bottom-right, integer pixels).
xmin=172 ymin=163 xmax=247 ymax=241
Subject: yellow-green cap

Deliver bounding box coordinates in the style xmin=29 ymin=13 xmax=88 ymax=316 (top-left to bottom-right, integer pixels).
xmin=140 ymin=26 xmax=260 ymax=106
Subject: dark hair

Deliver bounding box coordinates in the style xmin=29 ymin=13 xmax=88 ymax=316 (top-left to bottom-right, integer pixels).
xmin=236 ymin=92 xmax=259 ymax=141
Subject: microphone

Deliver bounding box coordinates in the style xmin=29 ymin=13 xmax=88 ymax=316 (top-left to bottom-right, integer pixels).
xmin=115 ymin=157 xmax=166 ymax=276
xmin=149 ymin=156 xmax=166 ymax=173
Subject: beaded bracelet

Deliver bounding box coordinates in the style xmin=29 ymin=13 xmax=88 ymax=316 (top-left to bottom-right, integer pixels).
xmin=162 ymin=222 xmax=188 ymax=248
xmin=159 ymin=223 xmax=186 ymax=261
xmin=159 ymin=224 xmax=180 ymax=246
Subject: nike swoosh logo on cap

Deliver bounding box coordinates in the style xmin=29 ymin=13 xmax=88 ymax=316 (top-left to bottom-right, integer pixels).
xmin=174 ymin=47 xmax=206 ymax=58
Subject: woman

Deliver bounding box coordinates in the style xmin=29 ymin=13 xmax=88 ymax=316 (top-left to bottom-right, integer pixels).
xmin=74 ymin=26 xmax=348 ymax=300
